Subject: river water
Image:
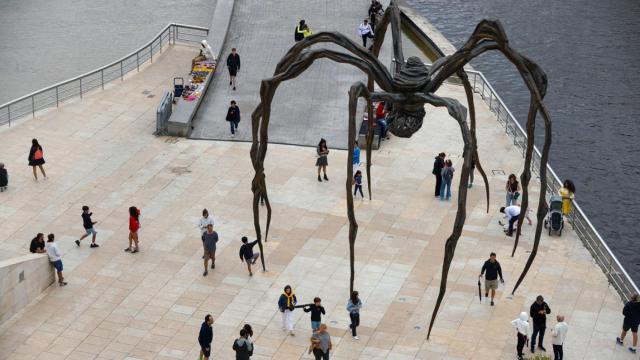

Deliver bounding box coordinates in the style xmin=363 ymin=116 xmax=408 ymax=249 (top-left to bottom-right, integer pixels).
xmin=406 ymin=0 xmax=640 ymax=285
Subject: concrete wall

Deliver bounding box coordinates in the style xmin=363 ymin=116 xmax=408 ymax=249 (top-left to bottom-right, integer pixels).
xmin=0 ymin=254 xmax=54 ymax=327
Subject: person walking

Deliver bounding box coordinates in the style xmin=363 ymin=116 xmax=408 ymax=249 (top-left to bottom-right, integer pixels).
xmin=375 ymin=101 xmax=389 ymax=140
xmin=500 ymin=205 xmax=521 ymax=236
xmin=530 ymin=295 xmax=551 ymax=353
xmin=551 ymin=315 xmax=568 ymax=360
xmin=506 ymin=174 xmax=521 ymax=207
xmin=199 ymin=209 xmax=214 ymax=235
xmin=202 ymin=224 xmax=218 ymax=276
xmin=0 ymin=162 xmax=8 ymax=192
xmin=294 ymin=20 xmax=313 ymax=42
xmin=347 ymin=290 xmax=362 ymax=340
xmin=559 ymin=179 xmax=576 ymax=215
xmin=28 ymin=138 xmax=47 ymax=181
xmin=353 ymin=141 xmax=361 ymax=172
xmin=125 ymin=206 xmax=140 ymax=253
xmin=278 ymin=285 xmax=297 ymax=336
xmin=316 ymin=138 xmax=329 ymax=182
xmin=479 ymin=252 xmax=504 ymax=306
xmin=368 ymin=0 xmax=384 ymax=33
xmin=226 ymin=48 xmax=240 ymax=91
xmin=76 ymin=206 xmax=99 ymax=248
xmin=226 ymin=100 xmax=241 ymax=136
xmin=353 ymin=170 xmax=364 ymax=199
xmin=358 ymin=19 xmax=375 ymax=48
xmin=432 ymin=152 xmax=445 ymax=197
xmin=309 ymin=323 xmax=332 ymax=360
xmin=616 ymin=294 xmax=640 ymax=353
xmin=45 ymin=234 xmax=67 ymax=286
xmin=440 ymin=159 xmax=454 ymax=201
xmin=232 ymin=329 xmax=254 ymax=359
xmin=198 ymin=314 xmax=214 ymax=360
xmin=303 ymin=297 xmax=326 ymax=331
xmin=239 ymin=236 xmax=259 ymax=276
xmin=29 ymin=233 xmax=46 ymax=253
xmin=511 ymin=312 xmax=530 ymax=360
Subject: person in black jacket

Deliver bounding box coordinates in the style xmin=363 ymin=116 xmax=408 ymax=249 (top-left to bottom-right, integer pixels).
xmin=432 ymin=152 xmax=445 ymax=197
xmin=239 ymin=236 xmax=260 ymax=276
xmin=617 ymin=294 xmax=640 ymax=353
xmin=28 ymin=138 xmax=47 ymax=181
xmin=226 ymin=48 xmax=241 ymax=90
xmin=0 ymin=162 xmax=8 ymax=192
xmin=198 ymin=314 xmax=214 ymax=360
xmin=479 ymin=252 xmax=504 ymax=306
xmin=232 ymin=329 xmax=253 ymax=359
xmin=530 ymin=295 xmax=551 ymax=353
xmin=29 ymin=233 xmax=46 ymax=253
xmin=303 ymin=297 xmax=326 ymax=331
xmin=226 ymin=100 xmax=241 ymax=136
xmin=368 ymin=0 xmax=383 ymax=33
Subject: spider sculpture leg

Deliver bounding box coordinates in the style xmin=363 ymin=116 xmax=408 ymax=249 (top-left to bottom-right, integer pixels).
xmin=425 ymin=20 xmax=551 ymax=295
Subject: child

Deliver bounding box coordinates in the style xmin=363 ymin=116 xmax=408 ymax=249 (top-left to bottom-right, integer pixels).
xmin=303 ymin=297 xmax=326 ymax=331
xmin=239 ymin=236 xmax=260 ymax=276
xmin=353 ymin=170 xmax=364 ymax=199
xmin=125 ymin=206 xmax=140 ymax=253
xmin=76 ymin=206 xmax=99 ymax=248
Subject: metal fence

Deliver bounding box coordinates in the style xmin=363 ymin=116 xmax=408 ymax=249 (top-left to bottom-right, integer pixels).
xmin=0 ymin=23 xmax=209 ymax=127
xmin=465 ymin=69 xmax=640 ymax=302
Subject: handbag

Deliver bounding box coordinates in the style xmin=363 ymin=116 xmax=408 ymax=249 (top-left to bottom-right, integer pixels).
xmin=34 ymin=149 xmax=43 ymax=160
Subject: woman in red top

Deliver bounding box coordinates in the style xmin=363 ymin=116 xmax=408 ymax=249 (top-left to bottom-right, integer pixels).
xmin=375 ymin=102 xmax=389 ymax=140
xmin=125 ymin=206 xmax=140 ymax=253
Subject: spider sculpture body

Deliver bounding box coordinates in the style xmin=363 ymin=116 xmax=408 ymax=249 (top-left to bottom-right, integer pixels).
xmin=249 ymin=0 xmax=551 ymax=339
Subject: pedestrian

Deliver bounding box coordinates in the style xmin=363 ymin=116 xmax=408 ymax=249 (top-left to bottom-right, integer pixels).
xmin=202 ymin=224 xmax=218 ymax=276
xmin=353 ymin=170 xmax=364 ymax=199
xmin=432 ymin=152 xmax=445 ymax=197
xmin=506 ymin=173 xmax=521 ymax=206
xmin=278 ymin=285 xmax=297 ymax=336
xmin=316 ymin=138 xmax=329 ymax=182
xmin=239 ymin=236 xmax=259 ymax=276
xmin=479 ymin=252 xmax=504 ymax=306
xmin=29 ymin=233 xmax=46 ymax=253
xmin=294 ymin=20 xmax=313 ymax=42
xmin=358 ymin=19 xmax=375 ymax=48
xmin=347 ymin=290 xmax=362 ymax=340
xmin=530 ymin=295 xmax=551 ymax=353
xmin=76 ymin=206 xmax=99 ymax=248
xmin=440 ymin=159 xmax=454 ymax=201
xmin=28 ymin=138 xmax=47 ymax=181
xmin=559 ymin=179 xmax=575 ymax=215
xmin=198 ymin=314 xmax=214 ymax=360
xmin=368 ymin=0 xmax=384 ymax=33
xmin=243 ymin=324 xmax=254 ymax=344
xmin=125 ymin=206 xmax=140 ymax=253
xmin=375 ymin=101 xmax=389 ymax=140
xmin=232 ymin=329 xmax=254 ymax=359
xmin=500 ymin=205 xmax=521 ymax=236
xmin=303 ymin=297 xmax=326 ymax=331
xmin=226 ymin=48 xmax=240 ymax=91
xmin=551 ymin=315 xmax=568 ymax=360
xmin=352 ymin=141 xmax=361 ymax=172
xmin=45 ymin=234 xmax=67 ymax=286
xmin=0 ymin=162 xmax=8 ymax=192
xmin=226 ymin=100 xmax=241 ymax=136
xmin=199 ymin=209 xmax=214 ymax=235
xmin=616 ymin=293 xmax=640 ymax=354
xmin=511 ymin=312 xmax=530 ymax=360
xmin=309 ymin=323 xmax=332 ymax=360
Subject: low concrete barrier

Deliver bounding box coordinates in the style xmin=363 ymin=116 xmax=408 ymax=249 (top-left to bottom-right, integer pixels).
xmin=0 ymin=254 xmax=54 ymax=327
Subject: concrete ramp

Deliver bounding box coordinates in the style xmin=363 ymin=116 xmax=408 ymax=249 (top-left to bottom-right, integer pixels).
xmin=190 ymin=0 xmax=388 ymax=149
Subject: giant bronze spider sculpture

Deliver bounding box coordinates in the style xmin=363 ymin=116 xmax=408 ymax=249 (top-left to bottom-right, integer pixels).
xmin=249 ymin=0 xmax=551 ymax=339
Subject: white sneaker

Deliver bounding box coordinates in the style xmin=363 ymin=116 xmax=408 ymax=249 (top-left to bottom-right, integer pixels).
xmin=353 ymin=336 xmax=359 ymax=340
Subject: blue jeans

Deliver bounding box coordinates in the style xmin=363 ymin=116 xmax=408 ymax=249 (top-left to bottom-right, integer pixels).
xmin=229 ymin=120 xmax=239 ymax=134
xmin=440 ymin=178 xmax=452 ymax=200
xmin=506 ymin=192 xmax=514 ymax=207
xmin=376 ymin=118 xmax=388 ymax=138
xmin=508 ymin=214 xmax=520 ymax=234
xmin=311 ymin=320 xmax=321 ymax=331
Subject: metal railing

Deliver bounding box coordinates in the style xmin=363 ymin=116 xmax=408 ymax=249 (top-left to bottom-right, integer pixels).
xmin=465 ymin=69 xmax=640 ymax=302
xmin=0 ymin=23 xmax=209 ymax=127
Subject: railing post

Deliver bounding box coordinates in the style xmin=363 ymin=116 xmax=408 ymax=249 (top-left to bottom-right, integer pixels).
xmin=137 ymin=53 xmax=140 ymax=72
xmin=489 ymin=91 xmax=493 ymax=110
xmin=120 ymin=61 xmax=124 ymax=80
xmin=55 ymin=87 xmax=59 ymax=108
xmin=176 ymin=27 xmax=179 ymax=43
xmin=31 ymin=95 xmax=35 ymax=118
xmin=472 ymin=73 xmax=477 ymax=92
xmin=7 ymin=105 xmax=10 ymax=126
xmin=159 ymin=34 xmax=163 ymax=53
xmin=150 ymin=44 xmax=153 ymax=63
xmin=101 ymin=70 xmax=104 ymax=90
xmin=481 ymin=80 xmax=485 ymax=99
xmin=79 ymin=78 xmax=83 ymax=99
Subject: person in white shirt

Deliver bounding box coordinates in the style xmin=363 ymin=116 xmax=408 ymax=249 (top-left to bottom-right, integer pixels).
xmin=511 ymin=312 xmax=530 ymax=360
xmin=358 ymin=19 xmax=375 ymax=47
xmin=500 ymin=205 xmax=521 ymax=236
xmin=45 ymin=233 xmax=67 ymax=286
xmin=199 ymin=209 xmax=214 ymax=234
xmin=551 ymin=315 xmax=568 ymax=360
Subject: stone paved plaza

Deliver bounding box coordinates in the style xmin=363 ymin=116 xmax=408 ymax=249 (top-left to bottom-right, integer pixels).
xmin=0 ymin=45 xmax=637 ymax=360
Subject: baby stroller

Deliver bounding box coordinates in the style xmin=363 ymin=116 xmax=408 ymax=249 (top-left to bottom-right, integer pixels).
xmin=544 ymin=195 xmax=564 ymax=236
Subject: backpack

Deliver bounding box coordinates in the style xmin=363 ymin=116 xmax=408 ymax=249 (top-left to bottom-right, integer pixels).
xmin=442 ymin=167 xmax=454 ymax=182
xmin=294 ymin=26 xmax=304 ymax=41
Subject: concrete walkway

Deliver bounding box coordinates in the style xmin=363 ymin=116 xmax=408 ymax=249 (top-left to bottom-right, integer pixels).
xmin=0 ymin=42 xmax=635 ymax=359
xmin=190 ymin=0 xmax=387 ymax=149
